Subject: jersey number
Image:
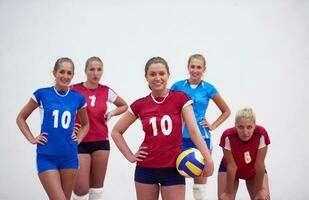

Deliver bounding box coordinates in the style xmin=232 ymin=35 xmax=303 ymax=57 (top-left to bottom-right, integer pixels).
xmin=89 ymin=95 xmax=96 ymax=107
xmin=52 ymin=110 xmax=71 ymax=129
xmin=244 ymin=151 xmax=252 ymax=164
xmin=149 ymin=115 xmax=172 ymax=136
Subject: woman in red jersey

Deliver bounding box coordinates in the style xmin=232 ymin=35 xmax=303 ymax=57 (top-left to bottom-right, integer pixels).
xmin=71 ymin=57 xmax=128 ymax=200
xmin=218 ymin=107 xmax=270 ymax=200
xmin=111 ymin=57 xmax=214 ymax=200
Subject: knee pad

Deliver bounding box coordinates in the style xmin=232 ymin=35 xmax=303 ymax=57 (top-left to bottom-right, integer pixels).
xmin=71 ymin=192 xmax=89 ymax=200
xmin=89 ymin=188 xmax=104 ymax=200
xmin=193 ymin=184 xmax=207 ymax=200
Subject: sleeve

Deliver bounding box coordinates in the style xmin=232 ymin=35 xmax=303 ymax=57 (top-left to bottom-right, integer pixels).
xmin=206 ymin=82 xmax=218 ymax=98
xmin=32 ymin=89 xmax=41 ymax=106
xmin=78 ymin=94 xmax=87 ymax=109
xmin=259 ymin=126 xmax=270 ymax=145
xmin=224 ymin=137 xmax=231 ymax=150
xmin=107 ymin=88 xmax=118 ymax=103
xmin=129 ymin=100 xmax=140 ymax=117
xmin=258 ymin=136 xmax=267 ymax=149
xmin=219 ymin=130 xmax=230 ymax=149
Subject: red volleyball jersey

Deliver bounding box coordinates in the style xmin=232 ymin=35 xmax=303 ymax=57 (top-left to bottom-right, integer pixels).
xmin=130 ymin=90 xmax=192 ymax=168
xmin=219 ymin=125 xmax=270 ymax=179
xmin=71 ymin=83 xmax=117 ymax=142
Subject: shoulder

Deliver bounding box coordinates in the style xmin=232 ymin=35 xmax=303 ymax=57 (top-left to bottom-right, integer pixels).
xmin=34 ymin=86 xmax=52 ymax=94
xmin=169 ymin=90 xmax=191 ymax=102
xmin=201 ymin=81 xmax=217 ymax=90
xmin=98 ymin=84 xmax=108 ymax=89
xmin=221 ymin=127 xmax=237 ymax=138
xmin=70 ymin=83 xmax=84 ymax=92
xmin=254 ymin=125 xmax=268 ymax=136
xmin=70 ymin=89 xmax=85 ymax=99
xmin=254 ymin=125 xmax=270 ymax=141
xmin=131 ymin=95 xmax=149 ymax=106
xmin=171 ymin=79 xmax=187 ymax=89
xmin=170 ymin=90 xmax=187 ymax=96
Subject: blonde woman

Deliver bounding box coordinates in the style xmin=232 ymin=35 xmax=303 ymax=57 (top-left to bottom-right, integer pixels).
xmin=218 ymin=108 xmax=271 ymax=200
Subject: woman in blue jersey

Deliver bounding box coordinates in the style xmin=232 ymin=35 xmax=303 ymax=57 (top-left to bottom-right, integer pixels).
xmin=171 ymin=54 xmax=230 ymax=200
xmin=16 ymin=57 xmax=89 ymax=200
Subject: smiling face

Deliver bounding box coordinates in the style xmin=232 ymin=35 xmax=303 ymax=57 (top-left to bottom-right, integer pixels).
xmin=53 ymin=61 xmax=74 ymax=90
xmin=187 ymin=57 xmax=206 ymax=84
xmin=235 ymin=118 xmax=256 ymax=142
xmin=85 ymin=60 xmax=103 ymax=85
xmin=146 ymin=62 xmax=169 ymax=92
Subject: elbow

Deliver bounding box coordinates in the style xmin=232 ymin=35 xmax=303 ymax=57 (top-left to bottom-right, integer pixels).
xmin=225 ymin=108 xmax=231 ymax=118
xmin=16 ymin=114 xmax=23 ymax=127
xmin=123 ymin=104 xmax=129 ymax=112
xmin=111 ymin=128 xmax=118 ymax=141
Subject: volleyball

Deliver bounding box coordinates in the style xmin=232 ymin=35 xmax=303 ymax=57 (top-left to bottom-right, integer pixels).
xmin=176 ymin=148 xmax=205 ymax=178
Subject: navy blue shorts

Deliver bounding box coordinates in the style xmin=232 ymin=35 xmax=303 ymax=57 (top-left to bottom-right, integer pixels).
xmin=36 ymin=154 xmax=79 ymax=174
xmin=78 ymin=140 xmax=110 ymax=154
xmin=182 ymin=138 xmax=212 ymax=151
xmin=218 ymin=160 xmax=267 ymax=173
xmin=135 ymin=166 xmax=185 ymax=186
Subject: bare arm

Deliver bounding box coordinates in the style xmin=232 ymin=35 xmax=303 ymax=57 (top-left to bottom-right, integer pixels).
xmin=202 ymin=93 xmax=230 ymax=131
xmin=223 ymin=148 xmax=238 ymax=195
xmin=111 ymin=111 xmax=148 ymax=163
xmin=182 ymin=104 xmax=214 ymax=176
xmin=105 ymin=96 xmax=128 ymax=122
xmin=16 ymin=99 xmax=47 ymax=145
xmin=75 ymin=107 xmax=89 ymax=144
xmin=254 ymin=146 xmax=268 ymax=199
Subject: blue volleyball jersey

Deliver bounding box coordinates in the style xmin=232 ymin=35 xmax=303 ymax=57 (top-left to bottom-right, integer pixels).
xmin=171 ymin=80 xmax=217 ymax=139
xmin=32 ymin=87 xmax=86 ymax=156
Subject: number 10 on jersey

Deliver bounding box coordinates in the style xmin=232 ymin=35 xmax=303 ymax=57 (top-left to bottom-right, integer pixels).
xmin=149 ymin=115 xmax=173 ymax=136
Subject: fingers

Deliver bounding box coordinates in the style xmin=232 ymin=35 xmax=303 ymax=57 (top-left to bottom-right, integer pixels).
xmin=104 ymin=112 xmax=113 ymax=123
xmin=33 ymin=133 xmax=48 ymax=145
xmin=71 ymin=132 xmax=78 ymax=142
xmin=74 ymin=123 xmax=81 ymax=133
xmin=200 ymin=119 xmax=210 ymax=127
xmin=134 ymin=146 xmax=148 ymax=162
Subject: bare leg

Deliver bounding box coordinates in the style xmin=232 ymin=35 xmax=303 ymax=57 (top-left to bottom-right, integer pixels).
xmin=38 ymin=170 xmax=66 ymax=200
xmin=246 ymin=174 xmax=270 ymax=200
xmin=217 ymin=172 xmax=238 ymax=199
xmin=74 ymin=154 xmax=91 ymax=195
xmin=161 ymin=184 xmax=185 ymax=200
xmin=135 ymin=182 xmax=159 ymax=200
xmin=59 ymin=169 xmax=78 ymax=200
xmin=90 ymin=150 xmax=109 ymax=188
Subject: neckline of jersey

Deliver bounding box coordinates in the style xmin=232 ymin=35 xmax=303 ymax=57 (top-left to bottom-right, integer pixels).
xmin=150 ymin=91 xmax=170 ymax=104
xmin=53 ymin=87 xmax=70 ymax=97
xmin=186 ymin=79 xmax=202 ymax=89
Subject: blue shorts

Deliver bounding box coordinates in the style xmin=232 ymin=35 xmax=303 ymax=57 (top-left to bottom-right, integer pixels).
xmin=78 ymin=140 xmax=110 ymax=154
xmin=218 ymin=160 xmax=267 ymax=174
xmin=182 ymin=138 xmax=212 ymax=151
xmin=36 ymin=154 xmax=79 ymax=174
xmin=135 ymin=166 xmax=185 ymax=186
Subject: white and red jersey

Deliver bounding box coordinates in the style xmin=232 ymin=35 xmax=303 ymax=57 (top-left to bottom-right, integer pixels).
xmin=220 ymin=125 xmax=270 ymax=179
xmin=130 ymin=90 xmax=193 ymax=168
xmin=71 ymin=83 xmax=117 ymax=142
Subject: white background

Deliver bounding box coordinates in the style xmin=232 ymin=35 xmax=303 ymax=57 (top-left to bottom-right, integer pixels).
xmin=0 ymin=0 xmax=308 ymax=199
